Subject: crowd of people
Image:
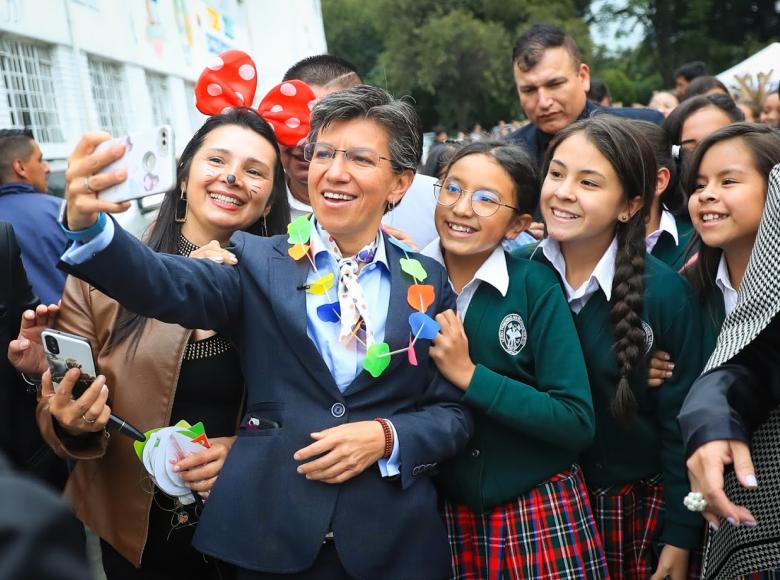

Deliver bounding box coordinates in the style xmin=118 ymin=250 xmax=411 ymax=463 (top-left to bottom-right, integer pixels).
xmin=0 ymin=21 xmax=779 ymax=580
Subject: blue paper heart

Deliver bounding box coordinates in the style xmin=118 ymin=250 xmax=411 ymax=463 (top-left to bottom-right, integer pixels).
xmin=408 ymin=312 xmax=441 ymax=340
xmin=316 ymin=301 xmax=341 ymax=323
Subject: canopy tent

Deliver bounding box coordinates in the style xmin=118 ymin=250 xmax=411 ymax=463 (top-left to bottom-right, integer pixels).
xmin=717 ymin=43 xmax=780 ymax=93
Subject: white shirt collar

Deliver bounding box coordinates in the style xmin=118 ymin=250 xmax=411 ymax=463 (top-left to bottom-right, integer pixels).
xmin=645 ymin=208 xmax=680 ymax=253
xmin=537 ymin=237 xmax=617 ymax=311
xmin=715 ymin=253 xmax=739 ymax=316
xmin=422 ymin=238 xmax=509 ymax=298
xmin=286 ymin=185 xmax=313 ymax=220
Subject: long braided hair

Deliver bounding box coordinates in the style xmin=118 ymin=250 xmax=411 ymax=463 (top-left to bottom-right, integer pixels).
xmin=544 ymin=116 xmax=658 ymax=427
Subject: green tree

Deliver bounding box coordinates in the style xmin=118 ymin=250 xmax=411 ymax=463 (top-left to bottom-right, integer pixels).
xmin=600 ymin=68 xmax=636 ymax=105
xmin=322 ymin=0 xmax=593 ymax=130
xmin=594 ymin=0 xmax=779 ymax=86
xmin=375 ymin=9 xmax=512 ymax=130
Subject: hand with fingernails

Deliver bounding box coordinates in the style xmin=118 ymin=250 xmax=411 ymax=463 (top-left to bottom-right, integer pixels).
xmin=189 ymin=240 xmax=238 ymax=265
xmin=41 ymin=368 xmax=112 ymax=437
xmin=685 ymin=439 xmax=758 ymax=530
xmin=8 ymin=303 xmax=61 ymax=376
xmin=172 ymin=436 xmax=236 ymax=499
xmin=64 ymin=132 xmax=130 ymax=232
xmin=648 ymin=350 xmax=674 ymax=387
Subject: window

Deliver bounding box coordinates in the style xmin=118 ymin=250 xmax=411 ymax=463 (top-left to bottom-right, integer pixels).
xmin=146 ymin=72 xmax=170 ymax=126
xmin=0 ymin=37 xmax=63 ymax=143
xmin=88 ymin=56 xmax=127 ymax=135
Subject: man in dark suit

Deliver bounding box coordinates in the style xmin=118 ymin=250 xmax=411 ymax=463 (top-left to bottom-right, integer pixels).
xmin=508 ymin=24 xmax=664 ymax=169
xmin=56 ymin=85 xmax=472 ymax=579
xmin=0 ymin=221 xmax=66 ymax=489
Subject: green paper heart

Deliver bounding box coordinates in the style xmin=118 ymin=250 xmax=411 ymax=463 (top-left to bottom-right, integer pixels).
xmin=399 ymin=258 xmax=428 ymax=282
xmin=363 ymin=342 xmax=391 ymax=378
xmin=287 ymin=215 xmax=312 ymax=245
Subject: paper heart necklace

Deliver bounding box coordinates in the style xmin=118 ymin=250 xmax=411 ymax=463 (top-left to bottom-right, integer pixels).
xmin=286 ymin=216 xmax=441 ymax=377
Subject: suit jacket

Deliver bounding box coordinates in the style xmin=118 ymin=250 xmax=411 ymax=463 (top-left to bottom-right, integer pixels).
xmin=679 ymin=314 xmax=780 ymax=456
xmin=508 ymin=100 xmax=665 ymax=169
xmin=0 ymin=221 xmax=67 ymax=489
xmin=0 ymin=453 xmax=89 ymax=580
xmin=61 ymin=224 xmax=473 ymax=579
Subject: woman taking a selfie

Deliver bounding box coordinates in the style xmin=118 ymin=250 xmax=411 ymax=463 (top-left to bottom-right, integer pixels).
xmin=11 ymin=107 xmax=290 ymax=579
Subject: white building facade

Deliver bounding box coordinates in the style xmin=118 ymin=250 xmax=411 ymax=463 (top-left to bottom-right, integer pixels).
xmin=0 ymin=0 xmax=328 ymax=160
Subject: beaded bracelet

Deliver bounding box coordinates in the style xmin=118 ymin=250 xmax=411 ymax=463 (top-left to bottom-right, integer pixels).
xmin=374 ymin=417 xmax=393 ymax=459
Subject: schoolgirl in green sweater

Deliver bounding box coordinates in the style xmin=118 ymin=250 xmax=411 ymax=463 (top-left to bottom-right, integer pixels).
xmin=529 ymin=116 xmax=703 ymax=580
xmin=649 ymin=125 xmax=780 ymax=385
xmin=423 ymin=142 xmax=607 ymax=579
xmin=636 ymin=121 xmax=697 ymax=271
xmin=679 ymin=124 xmax=780 ymax=579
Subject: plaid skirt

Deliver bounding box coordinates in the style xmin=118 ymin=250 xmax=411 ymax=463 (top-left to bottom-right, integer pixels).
xmin=443 ymin=465 xmax=608 ymax=580
xmin=589 ymin=474 xmax=705 ymax=580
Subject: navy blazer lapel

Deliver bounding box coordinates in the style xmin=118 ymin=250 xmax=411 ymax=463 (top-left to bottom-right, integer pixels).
xmin=268 ymin=238 xmax=341 ymax=397
xmin=343 ymin=239 xmax=411 ymax=396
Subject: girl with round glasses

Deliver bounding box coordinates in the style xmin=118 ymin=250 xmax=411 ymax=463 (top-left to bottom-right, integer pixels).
xmin=422 ymin=141 xmax=607 ymax=579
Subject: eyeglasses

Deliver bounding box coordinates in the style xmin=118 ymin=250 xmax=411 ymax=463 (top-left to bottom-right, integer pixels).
xmin=433 ymin=182 xmax=519 ymax=217
xmin=303 ymin=142 xmax=399 ymax=170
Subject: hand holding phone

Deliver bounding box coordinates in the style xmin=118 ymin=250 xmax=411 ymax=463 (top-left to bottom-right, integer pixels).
xmin=41 ymin=330 xmax=145 ymax=441
xmin=95 ymin=126 xmax=176 ymax=203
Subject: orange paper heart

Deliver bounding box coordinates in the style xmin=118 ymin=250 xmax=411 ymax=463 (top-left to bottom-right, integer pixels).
xmin=407 ymin=284 xmax=435 ymax=312
xmin=288 ymin=243 xmax=309 ymax=261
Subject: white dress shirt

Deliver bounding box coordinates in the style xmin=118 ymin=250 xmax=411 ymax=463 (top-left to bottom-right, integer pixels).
xmin=645 ymin=208 xmax=679 ymax=253
xmin=422 ymin=239 xmax=509 ymax=319
xmin=286 ymin=185 xmax=313 ymax=221
xmin=537 ymin=237 xmax=618 ymax=314
xmin=715 ymin=253 xmax=739 ymax=316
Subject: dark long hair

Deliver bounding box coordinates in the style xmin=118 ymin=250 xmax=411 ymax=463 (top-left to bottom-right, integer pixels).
xmin=634 ymin=121 xmax=686 ymax=214
xmin=663 ymin=94 xmax=744 ymax=145
xmin=109 ymin=108 xmax=290 ymax=354
xmin=544 ymin=116 xmax=657 ymax=427
xmin=443 ymin=141 xmax=539 ymax=213
xmin=683 ymin=123 xmax=780 ymax=307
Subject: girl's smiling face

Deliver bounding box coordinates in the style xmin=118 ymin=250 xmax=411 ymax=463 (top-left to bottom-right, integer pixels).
xmin=541 ymin=131 xmax=640 ymax=249
xmin=689 ymin=138 xmax=767 ymax=255
xmin=435 ymin=153 xmax=529 ymax=261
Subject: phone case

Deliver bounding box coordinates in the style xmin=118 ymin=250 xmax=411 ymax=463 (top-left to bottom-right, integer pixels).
xmin=41 ymin=329 xmax=97 ymax=398
xmin=96 ymin=125 xmax=176 ymax=203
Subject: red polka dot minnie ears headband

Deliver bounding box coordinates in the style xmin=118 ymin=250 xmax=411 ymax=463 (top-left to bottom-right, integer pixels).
xmin=194 ymin=50 xmax=317 ymax=148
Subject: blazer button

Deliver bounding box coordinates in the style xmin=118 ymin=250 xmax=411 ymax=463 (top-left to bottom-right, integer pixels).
xmin=330 ymin=402 xmax=346 ymax=418
xmin=471 ymin=449 xmax=480 ymax=458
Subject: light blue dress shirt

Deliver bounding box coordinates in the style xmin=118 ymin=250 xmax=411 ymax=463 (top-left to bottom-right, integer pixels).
xmin=62 ymin=216 xmax=401 ymax=475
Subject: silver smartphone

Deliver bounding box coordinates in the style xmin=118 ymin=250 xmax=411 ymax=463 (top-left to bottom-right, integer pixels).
xmin=41 ymin=329 xmax=97 ymax=398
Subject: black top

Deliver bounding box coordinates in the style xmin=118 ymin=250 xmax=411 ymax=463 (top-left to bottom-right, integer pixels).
xmin=0 ymin=221 xmax=67 ymax=488
xmin=169 ymin=334 xmax=243 ymax=436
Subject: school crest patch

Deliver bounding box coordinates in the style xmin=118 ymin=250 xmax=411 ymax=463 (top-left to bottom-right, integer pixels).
xmin=641 ymin=320 xmax=654 ymax=354
xmin=499 ymin=314 xmax=527 ymax=355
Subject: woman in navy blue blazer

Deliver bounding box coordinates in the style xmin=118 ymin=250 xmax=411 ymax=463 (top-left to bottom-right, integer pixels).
xmin=55 ymin=86 xmax=473 ymax=580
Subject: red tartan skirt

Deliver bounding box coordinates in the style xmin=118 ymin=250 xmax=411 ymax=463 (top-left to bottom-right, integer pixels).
xmin=589 ymin=474 xmax=705 ymax=580
xmin=442 ymin=465 xmax=609 ymax=580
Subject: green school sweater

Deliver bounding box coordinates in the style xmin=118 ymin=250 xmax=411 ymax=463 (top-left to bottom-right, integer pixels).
xmin=651 ymin=216 xmax=697 ymax=271
xmin=531 ymin=251 xmax=704 ymax=549
xmin=436 ymin=253 xmax=595 ymax=513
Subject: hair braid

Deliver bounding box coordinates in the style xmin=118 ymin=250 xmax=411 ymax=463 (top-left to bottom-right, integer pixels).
xmin=609 ymin=216 xmax=646 ymax=427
